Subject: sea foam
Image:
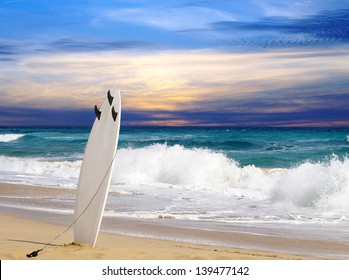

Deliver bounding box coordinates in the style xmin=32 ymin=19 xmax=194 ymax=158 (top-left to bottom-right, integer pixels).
xmin=0 ymin=134 xmax=25 ymax=142
xmin=1 ymin=144 xmax=348 ymax=212
xmin=271 ymin=156 xmax=349 ymax=210
xmin=0 ymin=155 xmax=81 ymax=187
xmin=112 ymin=145 xmax=349 ymax=210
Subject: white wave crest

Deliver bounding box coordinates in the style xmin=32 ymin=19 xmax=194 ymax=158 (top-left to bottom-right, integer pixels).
xmin=113 ymin=144 xmax=275 ymax=199
xmin=112 ymin=145 xmax=349 ymax=210
xmin=271 ymin=156 xmax=349 ymax=210
xmin=0 ymin=155 xmax=81 ymax=187
xmin=0 ymin=133 xmax=25 ymax=142
xmin=1 ymin=144 xmax=348 ymax=212
xmin=115 ymin=144 xmax=240 ymax=187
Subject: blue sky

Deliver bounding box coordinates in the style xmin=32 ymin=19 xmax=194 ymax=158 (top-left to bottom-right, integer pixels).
xmin=1 ymin=0 xmax=349 ymax=126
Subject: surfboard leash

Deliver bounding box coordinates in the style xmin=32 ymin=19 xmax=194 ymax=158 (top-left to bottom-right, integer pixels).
xmin=26 ymin=151 xmax=118 ymax=258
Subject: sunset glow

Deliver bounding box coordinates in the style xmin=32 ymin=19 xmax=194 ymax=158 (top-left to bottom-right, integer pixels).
xmin=1 ymin=1 xmax=348 ymax=126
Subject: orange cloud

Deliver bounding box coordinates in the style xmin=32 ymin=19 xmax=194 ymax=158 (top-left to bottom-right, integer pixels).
xmin=1 ymin=48 xmax=348 ymax=119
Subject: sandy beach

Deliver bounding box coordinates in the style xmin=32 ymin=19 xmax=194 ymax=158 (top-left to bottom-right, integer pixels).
xmin=0 ymin=182 xmax=308 ymax=260
xmin=0 ymin=213 xmax=308 ymax=260
xmin=2 ymin=182 xmax=349 ymax=260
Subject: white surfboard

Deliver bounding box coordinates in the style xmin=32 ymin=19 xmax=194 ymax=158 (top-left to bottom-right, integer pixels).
xmin=74 ymin=90 xmax=121 ymax=247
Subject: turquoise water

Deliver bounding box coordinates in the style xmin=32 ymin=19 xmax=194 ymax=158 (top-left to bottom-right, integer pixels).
xmin=1 ymin=126 xmax=349 ymax=249
xmin=1 ymin=126 xmax=349 ymax=167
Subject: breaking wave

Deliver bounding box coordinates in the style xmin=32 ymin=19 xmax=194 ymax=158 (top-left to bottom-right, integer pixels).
xmin=0 ymin=134 xmax=25 ymax=142
xmin=1 ymin=144 xmax=348 ymax=211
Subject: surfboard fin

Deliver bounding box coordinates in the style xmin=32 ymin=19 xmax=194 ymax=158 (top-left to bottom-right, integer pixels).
xmin=107 ymin=90 xmax=114 ymax=106
xmin=94 ymin=105 xmax=101 ymax=120
xmin=111 ymin=106 xmax=118 ymax=121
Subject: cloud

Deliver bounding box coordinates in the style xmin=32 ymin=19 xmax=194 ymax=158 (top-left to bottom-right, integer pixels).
xmin=123 ymin=107 xmax=349 ymax=127
xmin=2 ymin=0 xmax=349 ymax=54
xmin=1 ymin=47 xmax=348 ymax=126
xmin=0 ymin=38 xmax=158 ymax=55
xmin=258 ymin=0 xmax=347 ymax=18
xmin=209 ymin=9 xmax=349 ymax=48
xmin=0 ymin=106 xmax=93 ymax=126
xmin=2 ymin=105 xmax=349 ymax=127
xmin=93 ymin=5 xmax=235 ymax=31
xmin=46 ymin=38 xmax=154 ymax=52
xmin=0 ymin=42 xmax=17 ymax=55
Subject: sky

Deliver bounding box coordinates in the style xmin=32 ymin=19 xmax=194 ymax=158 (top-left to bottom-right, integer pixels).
xmin=1 ymin=0 xmax=349 ymax=126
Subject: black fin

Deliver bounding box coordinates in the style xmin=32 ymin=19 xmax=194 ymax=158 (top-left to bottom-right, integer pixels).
xmin=94 ymin=105 xmax=101 ymax=120
xmin=111 ymin=106 xmax=118 ymax=121
xmin=107 ymin=90 xmax=114 ymax=105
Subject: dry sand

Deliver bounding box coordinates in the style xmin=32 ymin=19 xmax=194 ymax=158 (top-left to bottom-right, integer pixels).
xmin=0 ymin=213 xmax=310 ymax=260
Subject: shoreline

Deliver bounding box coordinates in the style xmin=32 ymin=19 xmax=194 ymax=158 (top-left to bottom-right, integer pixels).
xmin=1 ymin=182 xmax=348 ymax=259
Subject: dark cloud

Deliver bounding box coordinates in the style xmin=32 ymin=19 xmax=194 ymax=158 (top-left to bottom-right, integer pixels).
xmin=2 ymin=105 xmax=349 ymax=127
xmin=210 ymin=9 xmax=349 ymax=48
xmin=0 ymin=42 xmax=17 ymax=55
xmin=123 ymin=107 xmax=349 ymax=127
xmin=0 ymin=38 xmax=157 ymax=55
xmin=0 ymin=107 xmax=94 ymax=126
xmin=0 ymin=57 xmax=16 ymax=61
xmin=44 ymin=38 xmax=155 ymax=53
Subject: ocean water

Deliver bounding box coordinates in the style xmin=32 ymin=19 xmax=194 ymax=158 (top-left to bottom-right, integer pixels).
xmin=1 ymin=126 xmax=349 ymax=253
